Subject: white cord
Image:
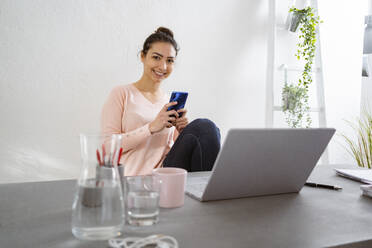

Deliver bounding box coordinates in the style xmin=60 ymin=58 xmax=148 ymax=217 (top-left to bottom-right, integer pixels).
xmin=109 ymin=234 xmax=179 ymax=248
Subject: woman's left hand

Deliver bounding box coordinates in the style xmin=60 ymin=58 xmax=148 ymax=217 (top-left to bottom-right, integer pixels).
xmin=174 ymin=109 xmax=188 ymax=133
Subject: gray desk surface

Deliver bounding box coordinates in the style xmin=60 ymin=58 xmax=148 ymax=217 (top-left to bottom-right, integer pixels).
xmin=1 ymin=164 xmax=372 ymax=248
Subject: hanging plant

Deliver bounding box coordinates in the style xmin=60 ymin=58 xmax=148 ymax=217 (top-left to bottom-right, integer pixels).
xmin=282 ymin=6 xmax=321 ymax=128
xmin=282 ymin=83 xmax=308 ymax=128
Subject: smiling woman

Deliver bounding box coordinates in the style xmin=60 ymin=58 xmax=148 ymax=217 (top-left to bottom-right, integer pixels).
xmin=140 ymin=27 xmax=178 ymax=84
xmin=101 ymin=27 xmax=221 ymax=176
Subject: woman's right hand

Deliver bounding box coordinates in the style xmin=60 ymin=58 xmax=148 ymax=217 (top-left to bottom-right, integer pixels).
xmin=149 ymin=102 xmax=179 ymax=134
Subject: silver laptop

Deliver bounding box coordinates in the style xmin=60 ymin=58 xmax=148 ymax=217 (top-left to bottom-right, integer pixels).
xmin=186 ymin=128 xmax=335 ymax=201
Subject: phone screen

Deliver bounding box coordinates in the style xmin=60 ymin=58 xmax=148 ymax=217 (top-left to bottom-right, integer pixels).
xmin=167 ymin=91 xmax=188 ymax=117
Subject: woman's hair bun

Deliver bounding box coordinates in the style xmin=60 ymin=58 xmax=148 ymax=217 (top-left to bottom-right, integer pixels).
xmin=155 ymin=27 xmax=174 ymax=38
xmin=141 ymin=26 xmax=179 ymax=56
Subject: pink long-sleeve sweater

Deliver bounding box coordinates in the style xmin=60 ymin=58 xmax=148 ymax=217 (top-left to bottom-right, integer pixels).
xmin=101 ymin=83 xmax=176 ymax=176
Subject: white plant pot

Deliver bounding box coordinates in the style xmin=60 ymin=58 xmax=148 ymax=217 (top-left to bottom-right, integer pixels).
xmin=294 ymin=0 xmax=310 ymax=9
xmin=287 ymin=11 xmax=304 ymax=32
xmin=285 ymin=0 xmax=310 ymax=32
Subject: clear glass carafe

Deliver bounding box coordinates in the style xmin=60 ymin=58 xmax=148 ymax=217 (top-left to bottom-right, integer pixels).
xmin=72 ymin=134 xmax=124 ymax=240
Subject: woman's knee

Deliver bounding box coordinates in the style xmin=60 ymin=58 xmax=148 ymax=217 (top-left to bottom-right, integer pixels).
xmin=189 ymin=118 xmax=213 ymax=127
xmin=188 ymin=118 xmax=219 ymax=131
xmin=184 ymin=118 xmax=221 ymax=141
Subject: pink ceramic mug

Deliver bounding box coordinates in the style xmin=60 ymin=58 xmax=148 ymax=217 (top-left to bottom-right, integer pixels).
xmin=152 ymin=167 xmax=187 ymax=208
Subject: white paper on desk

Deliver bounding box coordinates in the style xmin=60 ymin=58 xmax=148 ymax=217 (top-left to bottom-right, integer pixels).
xmin=335 ymin=168 xmax=372 ymax=184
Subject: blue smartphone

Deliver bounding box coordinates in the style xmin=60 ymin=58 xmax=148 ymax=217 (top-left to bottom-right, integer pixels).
xmin=167 ymin=91 xmax=188 ymax=117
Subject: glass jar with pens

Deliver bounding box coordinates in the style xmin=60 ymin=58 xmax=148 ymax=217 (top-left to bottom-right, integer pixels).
xmin=72 ymin=134 xmax=125 ymax=240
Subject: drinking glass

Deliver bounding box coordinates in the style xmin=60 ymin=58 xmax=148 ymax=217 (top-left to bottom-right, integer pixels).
xmin=125 ymin=176 xmax=161 ymax=226
xmin=72 ymin=134 xmax=124 ymax=240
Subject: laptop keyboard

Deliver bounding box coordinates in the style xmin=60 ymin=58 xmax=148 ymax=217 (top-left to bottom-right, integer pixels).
xmin=186 ymin=176 xmax=210 ymax=199
xmin=187 ymin=176 xmax=210 ymax=185
xmin=187 ymin=183 xmax=207 ymax=192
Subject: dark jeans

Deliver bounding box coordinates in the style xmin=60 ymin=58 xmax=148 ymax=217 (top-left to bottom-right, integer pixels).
xmin=163 ymin=118 xmax=221 ymax=172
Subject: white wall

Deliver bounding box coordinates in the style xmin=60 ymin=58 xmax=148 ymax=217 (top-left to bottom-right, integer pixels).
xmin=318 ymin=0 xmax=366 ymax=164
xmin=0 ymin=0 xmax=269 ymax=183
xmin=362 ymin=77 xmax=372 ymax=109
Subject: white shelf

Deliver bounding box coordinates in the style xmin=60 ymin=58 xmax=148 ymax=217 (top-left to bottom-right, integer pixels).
xmin=277 ymin=64 xmax=321 ymax=73
xmin=276 ymin=24 xmax=288 ymax=30
xmin=273 ymin=106 xmax=323 ymax=112
xmin=266 ymin=0 xmax=328 ymax=164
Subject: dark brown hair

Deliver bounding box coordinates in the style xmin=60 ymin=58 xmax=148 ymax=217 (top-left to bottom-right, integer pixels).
xmin=141 ymin=27 xmax=179 ymax=57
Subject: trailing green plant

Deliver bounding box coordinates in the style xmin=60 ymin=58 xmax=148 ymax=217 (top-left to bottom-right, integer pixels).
xmin=282 ymin=83 xmax=308 ymax=128
xmin=282 ymin=6 xmax=321 ymax=128
xmin=292 ymin=6 xmax=320 ymax=89
xmin=341 ymin=108 xmax=372 ymax=169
